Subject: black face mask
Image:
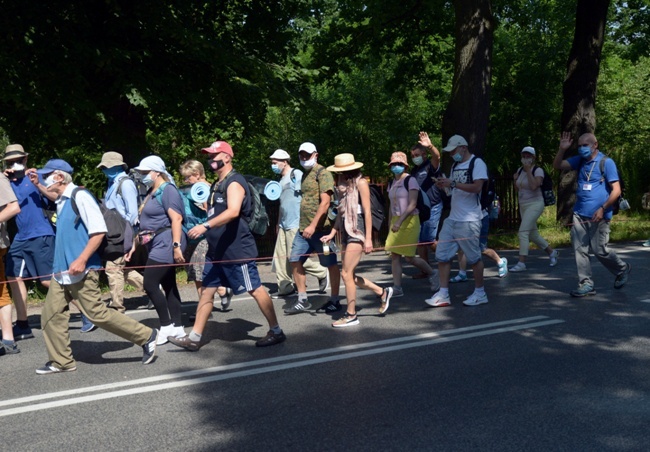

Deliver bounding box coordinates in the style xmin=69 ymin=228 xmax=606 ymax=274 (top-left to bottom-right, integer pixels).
xmin=208 ymin=159 xmax=225 ymax=172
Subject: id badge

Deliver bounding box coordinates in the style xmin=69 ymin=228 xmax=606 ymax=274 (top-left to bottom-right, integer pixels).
xmin=582 ymin=183 xmax=592 ymax=191
xmin=208 ymin=207 xmax=215 ymax=216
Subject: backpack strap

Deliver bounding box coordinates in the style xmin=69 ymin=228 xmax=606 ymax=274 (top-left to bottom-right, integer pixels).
xmin=69 ymin=187 xmax=99 ymax=226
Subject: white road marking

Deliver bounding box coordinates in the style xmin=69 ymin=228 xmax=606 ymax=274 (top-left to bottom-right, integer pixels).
xmin=640 ymin=299 xmax=650 ymax=303
xmin=0 ymin=316 xmax=563 ymax=417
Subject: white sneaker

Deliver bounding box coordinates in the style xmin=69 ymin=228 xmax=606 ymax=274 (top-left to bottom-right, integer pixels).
xmin=497 ymin=257 xmax=508 ymax=278
xmin=428 ymin=270 xmax=440 ymax=292
xmin=156 ymin=324 xmax=175 ymax=345
xmin=509 ymin=262 xmax=527 ymax=272
xmin=549 ymin=250 xmax=559 ymax=267
xmin=463 ymin=292 xmax=488 ymax=306
xmin=171 ymin=325 xmax=186 ymax=339
xmin=425 ymin=291 xmax=451 ymax=307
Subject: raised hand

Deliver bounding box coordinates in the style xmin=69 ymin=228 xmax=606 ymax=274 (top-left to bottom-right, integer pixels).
xmin=559 ymin=131 xmax=573 ymax=152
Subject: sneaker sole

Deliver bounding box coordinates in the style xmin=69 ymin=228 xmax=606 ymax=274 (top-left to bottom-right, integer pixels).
xmin=14 ymin=333 xmax=34 ymax=341
xmin=570 ymin=291 xmax=596 ymax=298
xmin=425 ymin=300 xmax=451 ymax=307
xmin=463 ymin=299 xmax=488 ymax=306
xmin=332 ymin=319 xmax=359 ymax=328
xmin=36 ymin=366 xmax=77 ymax=375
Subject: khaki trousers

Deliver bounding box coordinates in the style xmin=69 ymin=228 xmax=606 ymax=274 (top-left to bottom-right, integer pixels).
xmin=273 ymin=227 xmax=327 ymax=295
xmin=105 ymin=255 xmax=144 ymax=312
xmin=41 ymin=271 xmax=152 ymax=370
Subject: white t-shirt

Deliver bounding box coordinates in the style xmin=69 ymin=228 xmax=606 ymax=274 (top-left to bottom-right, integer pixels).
xmin=516 ymin=166 xmax=544 ymax=204
xmin=449 ymin=156 xmax=487 ymax=222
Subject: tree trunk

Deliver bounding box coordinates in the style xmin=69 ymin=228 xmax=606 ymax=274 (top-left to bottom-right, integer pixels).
xmin=557 ymin=0 xmax=611 ymax=225
xmin=441 ymin=0 xmax=494 ymax=158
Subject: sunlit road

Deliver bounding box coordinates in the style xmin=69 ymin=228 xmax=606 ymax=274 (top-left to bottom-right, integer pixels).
xmin=2 ymin=245 xmax=649 ymax=451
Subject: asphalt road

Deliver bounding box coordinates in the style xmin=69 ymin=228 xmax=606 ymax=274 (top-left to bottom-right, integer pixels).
xmin=1 ymin=244 xmax=649 ymax=451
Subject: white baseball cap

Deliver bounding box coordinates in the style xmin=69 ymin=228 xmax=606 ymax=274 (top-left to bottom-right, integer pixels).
xmin=298 ymin=142 xmax=317 ymax=154
xmin=521 ymin=146 xmax=536 ymax=156
xmin=443 ymin=135 xmax=469 ymax=152
xmin=269 ymin=149 xmax=291 ymax=160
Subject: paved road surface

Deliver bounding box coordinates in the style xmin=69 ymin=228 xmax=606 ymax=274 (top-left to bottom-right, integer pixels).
xmin=1 ymin=244 xmax=649 ymax=451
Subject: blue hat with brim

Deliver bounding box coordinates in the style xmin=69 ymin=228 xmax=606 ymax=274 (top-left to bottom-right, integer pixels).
xmin=36 ymin=159 xmax=74 ymax=175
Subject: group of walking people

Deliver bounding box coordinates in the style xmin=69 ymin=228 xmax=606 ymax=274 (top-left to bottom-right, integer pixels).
xmin=0 ymin=129 xmax=633 ymax=373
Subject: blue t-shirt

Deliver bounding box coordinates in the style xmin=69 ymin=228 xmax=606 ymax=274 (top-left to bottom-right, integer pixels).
xmin=104 ymin=173 xmax=139 ymax=226
xmin=10 ymin=177 xmax=55 ymax=241
xmin=568 ymin=152 xmax=619 ymax=220
xmin=278 ymin=168 xmax=303 ymax=230
xmin=139 ymin=183 xmax=186 ymax=263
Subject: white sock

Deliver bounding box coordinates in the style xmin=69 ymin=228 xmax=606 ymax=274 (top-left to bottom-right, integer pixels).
xmin=189 ymin=331 xmax=202 ymax=342
xmin=439 ymin=287 xmax=449 ymax=297
xmin=474 ymin=287 xmax=486 ymax=296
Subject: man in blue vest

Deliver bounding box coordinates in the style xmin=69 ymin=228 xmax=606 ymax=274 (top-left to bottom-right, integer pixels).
xmin=34 ymin=159 xmax=158 ymax=374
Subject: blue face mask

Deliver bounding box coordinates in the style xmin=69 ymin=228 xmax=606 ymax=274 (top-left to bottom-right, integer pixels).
xmin=412 ymin=156 xmax=424 ymax=166
xmin=102 ymin=167 xmax=122 ymax=181
xmin=142 ymin=173 xmax=154 ymax=187
xmin=452 ymin=152 xmax=463 ymax=163
xmin=390 ymin=165 xmax=405 ymax=175
xmin=271 ymin=164 xmax=283 ymax=174
xmin=578 ymin=145 xmax=592 ymax=159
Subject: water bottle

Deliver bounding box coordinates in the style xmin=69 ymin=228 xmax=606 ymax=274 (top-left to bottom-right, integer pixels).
xmin=322 ymin=242 xmax=330 ymax=256
xmin=329 ymin=240 xmax=339 ymax=254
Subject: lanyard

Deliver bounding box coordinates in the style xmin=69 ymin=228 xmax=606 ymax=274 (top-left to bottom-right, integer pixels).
xmin=584 ymin=160 xmax=598 ymax=182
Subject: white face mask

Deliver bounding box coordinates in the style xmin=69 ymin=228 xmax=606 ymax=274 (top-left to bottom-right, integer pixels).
xmin=44 ymin=174 xmax=58 ymax=188
xmin=11 ymin=162 xmax=25 ymax=171
xmin=300 ymin=157 xmax=316 ymax=169
xmin=521 ymin=158 xmax=533 ymax=166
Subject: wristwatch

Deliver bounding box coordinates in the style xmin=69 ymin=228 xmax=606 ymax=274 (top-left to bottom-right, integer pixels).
xmin=202 ymin=221 xmax=211 ymax=230
xmin=450 ymin=181 xmax=457 ymax=189
xmin=173 ymin=241 xmax=181 ymax=248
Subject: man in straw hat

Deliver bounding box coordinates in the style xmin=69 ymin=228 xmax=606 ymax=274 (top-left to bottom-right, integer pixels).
xmin=268 ymin=148 xmax=329 ymax=299
xmin=3 ymin=144 xmax=57 ymax=341
xmin=96 ymin=151 xmax=144 ymax=313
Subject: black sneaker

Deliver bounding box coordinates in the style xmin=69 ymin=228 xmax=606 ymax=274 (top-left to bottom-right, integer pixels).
xmin=221 ymin=287 xmax=234 ymax=310
xmin=284 ymin=299 xmax=312 ymax=315
xmin=12 ymin=323 xmax=34 ymax=341
xmin=142 ymin=329 xmax=158 ymax=364
xmin=255 ymin=330 xmax=287 ymax=347
xmin=36 ymin=361 xmax=77 ymax=375
xmin=0 ymin=342 xmax=20 ymax=355
xmin=271 ymin=287 xmax=297 ymax=299
xmin=317 ymin=299 xmax=342 ymax=313
xmin=614 ymin=263 xmax=631 ymax=289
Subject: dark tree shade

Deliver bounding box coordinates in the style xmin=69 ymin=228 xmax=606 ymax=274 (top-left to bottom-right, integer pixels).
xmin=442 ymin=0 xmax=494 ymax=157
xmin=557 ymin=0 xmax=611 ymax=225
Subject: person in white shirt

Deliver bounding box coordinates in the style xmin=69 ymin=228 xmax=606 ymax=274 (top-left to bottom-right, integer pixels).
xmin=425 ymin=135 xmax=489 ymax=308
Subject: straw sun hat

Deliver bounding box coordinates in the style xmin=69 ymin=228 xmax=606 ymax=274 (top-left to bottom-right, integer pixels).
xmin=326 ymin=153 xmax=364 ymax=173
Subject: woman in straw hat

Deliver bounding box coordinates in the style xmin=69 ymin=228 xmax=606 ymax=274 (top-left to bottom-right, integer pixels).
xmin=320 ymin=153 xmax=393 ymax=327
xmin=385 ymin=152 xmax=436 ymax=298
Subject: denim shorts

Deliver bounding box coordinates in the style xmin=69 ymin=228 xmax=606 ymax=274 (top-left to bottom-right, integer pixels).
xmin=6 ymin=235 xmax=55 ymax=282
xmin=289 ymin=231 xmax=338 ymax=267
xmin=419 ymin=202 xmax=443 ymax=244
xmin=435 ymin=219 xmax=482 ymax=265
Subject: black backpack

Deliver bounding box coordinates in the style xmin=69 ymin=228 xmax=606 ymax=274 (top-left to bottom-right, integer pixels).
xmin=368 ymin=184 xmax=386 ymax=232
xmin=517 ymin=165 xmax=556 ymax=206
xmin=117 ymin=170 xmax=149 ymax=210
xmin=210 ymin=170 xmax=269 ymax=237
xmin=453 ymin=156 xmax=495 ymax=211
xmin=389 ymin=176 xmax=432 ymax=224
xmin=70 ymin=187 xmax=133 ymax=261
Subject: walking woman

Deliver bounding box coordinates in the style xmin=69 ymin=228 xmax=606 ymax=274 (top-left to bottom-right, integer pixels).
xmin=510 ymin=146 xmax=559 ymax=272
xmin=320 ymin=154 xmax=392 ymax=328
xmin=131 ymin=156 xmax=187 ymax=344
xmin=385 ymin=152 xmax=436 ymax=297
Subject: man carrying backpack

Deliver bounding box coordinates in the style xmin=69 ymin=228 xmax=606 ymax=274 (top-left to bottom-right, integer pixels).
xmin=425 ymin=135 xmax=489 ymax=307
xmin=284 ymin=142 xmax=342 ymax=314
xmin=34 ymin=159 xmax=158 ymax=374
xmin=410 ymin=131 xmax=444 ymax=286
xmin=269 ymin=149 xmax=329 ymax=298
xmin=97 ymin=152 xmax=144 ymax=313
xmin=169 ymin=141 xmax=286 ymax=349
xmin=553 ymin=132 xmax=631 ymax=297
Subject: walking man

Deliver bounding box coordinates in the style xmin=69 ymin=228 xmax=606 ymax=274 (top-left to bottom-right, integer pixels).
xmin=169 ymin=141 xmax=286 ymax=350
xmin=425 ymin=135 xmax=489 ymax=307
xmin=553 ymin=132 xmax=631 ymax=297
xmin=97 ymin=151 xmax=144 ymax=312
xmin=35 ymin=159 xmax=157 ymax=374
xmin=269 ymin=149 xmax=329 ymax=298
xmin=284 ymin=142 xmax=342 ymax=314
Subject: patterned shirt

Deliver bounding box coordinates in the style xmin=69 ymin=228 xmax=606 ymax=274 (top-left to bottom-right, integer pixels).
xmin=299 ymin=163 xmax=335 ymax=232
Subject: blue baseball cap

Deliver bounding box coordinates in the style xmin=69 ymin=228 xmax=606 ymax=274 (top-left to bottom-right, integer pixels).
xmin=36 ymin=159 xmax=74 ymax=175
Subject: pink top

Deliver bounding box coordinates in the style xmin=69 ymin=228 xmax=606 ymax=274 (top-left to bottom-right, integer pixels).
xmin=389 ymin=176 xmax=420 ymax=217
